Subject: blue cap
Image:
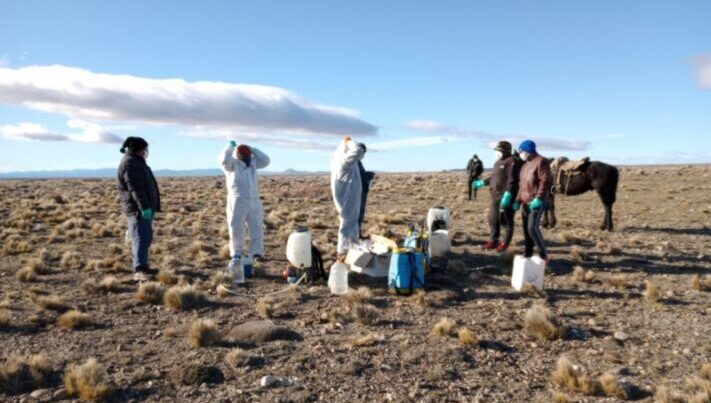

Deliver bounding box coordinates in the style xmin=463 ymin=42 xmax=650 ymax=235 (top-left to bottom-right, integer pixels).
xmin=518 ymin=140 xmax=537 ymax=153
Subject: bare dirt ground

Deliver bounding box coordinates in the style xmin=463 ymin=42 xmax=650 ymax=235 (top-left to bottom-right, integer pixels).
xmin=1 ymin=165 xmax=710 ymax=402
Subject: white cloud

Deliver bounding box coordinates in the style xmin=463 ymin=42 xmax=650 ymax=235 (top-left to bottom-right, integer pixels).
xmin=369 ymin=135 xmax=457 ymax=151
xmin=0 ymin=120 xmax=122 ymax=144
xmin=693 ymin=55 xmax=711 ymax=89
xmin=0 ymin=65 xmax=378 ymax=139
xmin=405 ymin=119 xmax=591 ymax=152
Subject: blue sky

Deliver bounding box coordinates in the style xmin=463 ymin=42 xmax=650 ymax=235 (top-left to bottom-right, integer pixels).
xmin=1 ymin=0 xmax=709 ymax=172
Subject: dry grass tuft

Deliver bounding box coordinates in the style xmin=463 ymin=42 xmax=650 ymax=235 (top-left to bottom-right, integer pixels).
xmin=691 ymin=274 xmax=711 ymax=292
xmin=344 ymin=286 xmax=375 ymax=307
xmin=572 ymin=266 xmax=595 ymax=283
xmin=210 ymin=271 xmax=234 ymax=288
xmin=60 ymin=250 xmax=84 ymax=270
xmin=599 ymin=372 xmax=630 ymax=399
xmin=219 ymin=244 xmax=231 ymax=260
xmin=256 ymin=296 xmax=277 ymax=319
xmin=431 ymin=317 xmax=457 ymax=337
xmin=702 ymin=363 xmax=711 ymax=380
xmin=653 ymin=385 xmax=684 ymax=403
xmin=351 ymin=303 xmax=380 ymax=325
xmin=188 ymin=318 xmax=222 ymax=348
xmin=644 ymin=280 xmax=661 ymax=303
xmin=552 ymin=392 xmax=571 ymax=403
xmin=32 ymin=294 xmax=69 ymax=312
xmin=570 ymin=247 xmax=584 ymax=264
xmin=524 ymin=305 xmax=567 ymax=342
xmin=458 ymin=327 xmax=479 ymax=346
xmin=520 ymin=283 xmax=547 ymax=298
xmin=551 ymin=356 xmax=600 ymax=395
xmin=164 ymin=285 xmax=208 ymax=311
xmin=0 ymin=354 xmax=52 ymax=394
xmin=57 ymin=310 xmax=93 ymax=330
xmin=15 ymin=266 xmax=37 ymax=282
xmin=64 ymin=358 xmax=112 ymax=401
xmin=224 ymin=348 xmax=252 ymax=368
xmin=136 ymin=282 xmax=165 ymax=304
xmin=0 ymin=309 xmax=10 ymax=327
xmin=98 ymin=276 xmax=121 ymax=292
xmin=157 ymin=269 xmax=178 ymax=285
xmin=408 ymin=289 xmax=428 ymax=308
xmin=2 ymin=238 xmax=32 ymax=256
xmin=601 ymin=274 xmax=627 ymax=289
xmin=350 ymin=332 xmax=385 ymax=348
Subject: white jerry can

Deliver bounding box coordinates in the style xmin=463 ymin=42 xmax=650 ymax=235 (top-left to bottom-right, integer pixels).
xmin=428 ymin=230 xmax=451 ymax=258
xmin=426 ymin=206 xmax=450 ymax=232
xmin=286 ymin=227 xmax=312 ymax=268
xmin=511 ymin=255 xmax=545 ymax=291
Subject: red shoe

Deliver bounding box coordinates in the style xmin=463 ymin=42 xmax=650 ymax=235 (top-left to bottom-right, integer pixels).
xmin=482 ymin=241 xmax=497 ymax=250
xmin=495 ymin=243 xmax=508 ymax=252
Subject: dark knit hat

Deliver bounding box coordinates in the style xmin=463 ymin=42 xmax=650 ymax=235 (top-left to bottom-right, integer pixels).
xmin=494 ymin=141 xmax=512 ymax=155
xmin=518 ymin=140 xmax=537 ymax=154
xmin=120 ymin=137 xmax=148 ymax=154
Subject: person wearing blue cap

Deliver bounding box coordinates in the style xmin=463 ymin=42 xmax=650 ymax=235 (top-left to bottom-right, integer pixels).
xmin=513 ymin=140 xmax=552 ymax=265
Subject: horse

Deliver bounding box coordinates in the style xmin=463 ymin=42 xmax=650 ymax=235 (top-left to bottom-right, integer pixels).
xmin=543 ymin=157 xmax=619 ymax=231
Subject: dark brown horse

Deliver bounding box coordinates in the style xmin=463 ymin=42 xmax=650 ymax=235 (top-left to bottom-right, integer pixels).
xmin=543 ymin=158 xmax=619 ymax=231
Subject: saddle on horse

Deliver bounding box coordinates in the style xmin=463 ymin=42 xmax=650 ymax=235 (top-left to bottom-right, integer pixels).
xmin=551 ymin=156 xmax=590 ymax=194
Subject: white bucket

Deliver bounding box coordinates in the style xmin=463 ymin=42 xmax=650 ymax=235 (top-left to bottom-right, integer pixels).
xmin=511 ymin=255 xmax=545 ymax=291
xmin=426 ymin=206 xmax=450 ymax=232
xmin=286 ymin=227 xmax=312 ymax=268
xmin=328 ymin=262 xmax=349 ymax=295
xmin=428 ymin=230 xmax=451 ymax=258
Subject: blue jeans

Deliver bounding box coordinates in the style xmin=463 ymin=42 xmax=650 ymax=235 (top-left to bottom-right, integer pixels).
xmin=521 ymin=202 xmax=548 ymax=259
xmin=127 ymin=215 xmax=153 ymax=271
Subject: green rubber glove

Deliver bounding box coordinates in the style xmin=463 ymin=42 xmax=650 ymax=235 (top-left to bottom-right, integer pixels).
xmin=141 ymin=208 xmax=154 ymax=220
xmin=500 ymin=191 xmax=512 ymax=208
xmin=529 ymin=197 xmax=543 ymax=211
xmin=512 ymin=202 xmax=521 ymax=212
xmin=471 ymin=179 xmax=485 ymax=190
xmin=229 ymin=140 xmax=237 ymax=148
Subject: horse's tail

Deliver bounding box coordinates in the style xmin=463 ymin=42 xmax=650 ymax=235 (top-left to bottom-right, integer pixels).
xmin=607 ymin=165 xmax=619 ymax=204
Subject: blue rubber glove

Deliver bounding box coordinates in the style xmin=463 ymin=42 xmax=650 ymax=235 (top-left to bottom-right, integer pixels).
xmin=141 ymin=208 xmax=154 ymax=220
xmin=529 ymin=197 xmax=543 ymax=211
xmin=512 ymin=202 xmax=521 ymax=212
xmin=471 ymin=179 xmax=485 ymax=190
xmin=500 ymin=191 xmax=512 ymax=208
xmin=229 ymin=140 xmax=237 ymax=148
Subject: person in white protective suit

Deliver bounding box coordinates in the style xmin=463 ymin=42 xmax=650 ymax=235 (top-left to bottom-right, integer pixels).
xmin=330 ymin=137 xmax=366 ymax=259
xmin=220 ymin=141 xmax=270 ymax=265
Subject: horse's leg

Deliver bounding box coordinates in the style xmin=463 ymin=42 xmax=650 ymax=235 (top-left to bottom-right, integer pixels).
xmin=546 ymin=193 xmax=557 ymax=228
xmin=596 ymin=190 xmax=611 ymax=231
xmin=606 ymin=203 xmax=614 ymax=231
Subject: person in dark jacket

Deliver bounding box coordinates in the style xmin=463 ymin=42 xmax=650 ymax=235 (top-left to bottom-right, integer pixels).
xmin=357 ymin=144 xmax=374 ymax=239
xmin=117 ymin=136 xmax=161 ymax=281
xmin=466 ymin=154 xmax=484 ymax=200
xmin=513 ymin=140 xmax=552 ymax=264
xmin=471 ymin=141 xmax=521 ymax=252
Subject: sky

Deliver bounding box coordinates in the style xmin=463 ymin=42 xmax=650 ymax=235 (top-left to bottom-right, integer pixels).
xmin=0 ymin=0 xmax=710 ymax=173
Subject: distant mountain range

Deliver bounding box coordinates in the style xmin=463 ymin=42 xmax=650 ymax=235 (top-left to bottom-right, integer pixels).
xmin=0 ymin=168 xmax=328 ymax=179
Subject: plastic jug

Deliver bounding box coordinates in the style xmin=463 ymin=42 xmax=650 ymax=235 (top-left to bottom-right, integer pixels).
xmin=286 ymin=227 xmax=312 ymax=268
xmin=228 ymin=258 xmax=245 ymax=284
xmin=426 ymin=206 xmax=450 ymax=232
xmin=242 ymin=255 xmax=253 ymax=278
xmin=328 ymin=262 xmax=349 ymax=295
xmin=511 ymin=255 xmax=545 ymax=291
xmin=428 ymin=230 xmax=451 ymax=258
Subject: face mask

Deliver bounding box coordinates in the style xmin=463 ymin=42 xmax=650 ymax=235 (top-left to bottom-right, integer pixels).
xmin=520 ymin=151 xmax=530 ymax=161
xmin=495 ymin=151 xmax=503 ymax=160
xmin=240 ymin=156 xmax=252 ymax=167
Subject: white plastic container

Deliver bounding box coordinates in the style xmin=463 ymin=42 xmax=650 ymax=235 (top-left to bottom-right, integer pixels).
xmin=426 ymin=206 xmax=450 ymax=232
xmin=328 ymin=262 xmax=349 ymax=295
xmin=428 ymin=230 xmax=451 ymax=257
xmin=286 ymin=227 xmax=312 ymax=268
xmin=511 ymin=255 xmax=545 ymax=291
xmin=228 ymin=258 xmax=245 ymax=284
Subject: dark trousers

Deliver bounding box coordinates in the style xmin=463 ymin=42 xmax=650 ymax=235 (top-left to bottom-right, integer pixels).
xmin=468 ymin=176 xmax=478 ymax=200
xmin=127 ymin=214 xmax=153 ymax=270
xmin=488 ymin=199 xmax=515 ymax=245
xmin=521 ymin=203 xmax=547 ymax=259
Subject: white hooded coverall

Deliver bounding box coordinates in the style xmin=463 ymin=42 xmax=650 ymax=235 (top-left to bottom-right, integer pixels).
xmin=220 ymin=145 xmax=270 ymax=258
xmin=330 ymin=140 xmax=365 ymax=256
